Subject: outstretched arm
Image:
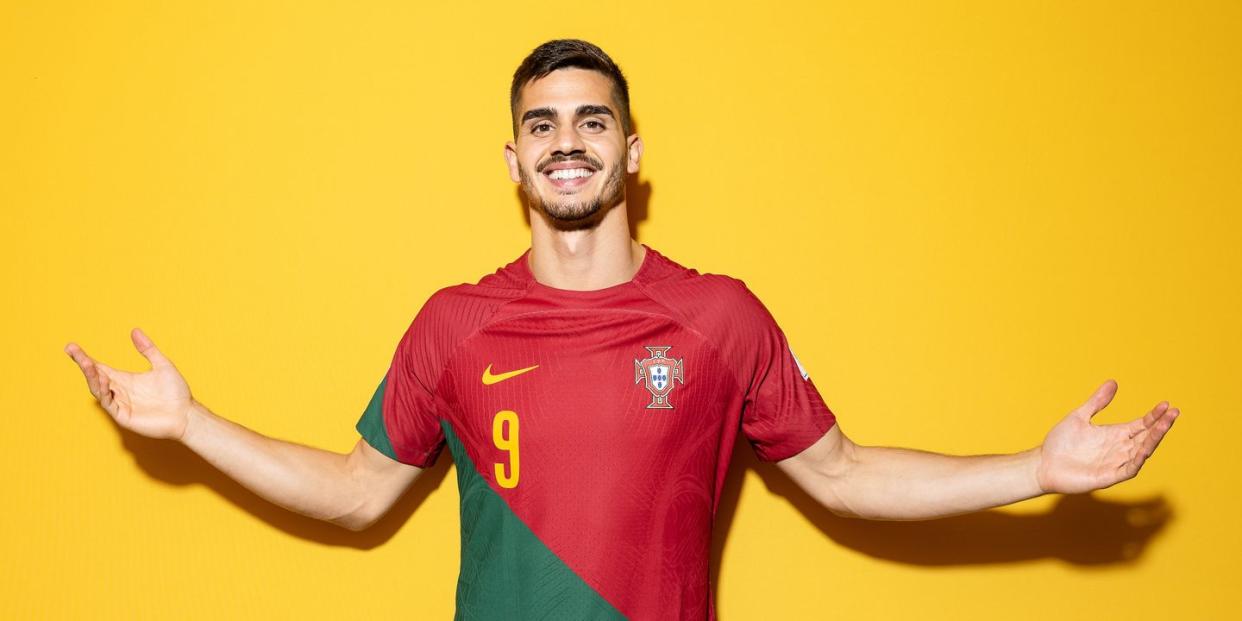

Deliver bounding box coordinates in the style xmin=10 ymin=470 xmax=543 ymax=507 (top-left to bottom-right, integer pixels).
xmin=65 ymin=328 xmax=422 ymax=531
xmin=776 ymin=380 xmax=1179 ymax=521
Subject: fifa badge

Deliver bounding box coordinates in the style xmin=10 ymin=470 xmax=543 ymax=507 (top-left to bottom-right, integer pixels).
xmin=634 ymin=345 xmax=685 ymax=409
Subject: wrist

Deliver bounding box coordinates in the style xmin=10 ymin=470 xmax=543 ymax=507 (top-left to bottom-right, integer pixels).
xmin=178 ymin=399 xmax=206 ymax=446
xmin=1027 ymin=445 xmax=1048 ymax=496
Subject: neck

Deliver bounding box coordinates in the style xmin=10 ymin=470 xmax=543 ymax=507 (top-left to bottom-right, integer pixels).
xmin=528 ymin=199 xmax=644 ymax=291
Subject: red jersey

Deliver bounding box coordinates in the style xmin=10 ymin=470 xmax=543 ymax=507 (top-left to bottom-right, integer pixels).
xmin=356 ymin=244 xmax=837 ymax=620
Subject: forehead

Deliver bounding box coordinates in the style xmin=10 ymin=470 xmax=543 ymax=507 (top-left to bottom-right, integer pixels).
xmin=516 ymin=68 xmax=617 ymax=115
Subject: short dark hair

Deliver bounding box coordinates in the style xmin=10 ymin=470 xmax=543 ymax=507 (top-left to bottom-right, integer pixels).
xmin=509 ymin=39 xmax=632 ymax=138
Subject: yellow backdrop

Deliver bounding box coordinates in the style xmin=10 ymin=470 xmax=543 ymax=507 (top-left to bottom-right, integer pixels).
xmin=4 ymin=1 xmax=1238 ymax=619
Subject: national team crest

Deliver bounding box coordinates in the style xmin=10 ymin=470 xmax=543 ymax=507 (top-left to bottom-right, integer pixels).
xmin=634 ymin=345 xmax=685 ymax=409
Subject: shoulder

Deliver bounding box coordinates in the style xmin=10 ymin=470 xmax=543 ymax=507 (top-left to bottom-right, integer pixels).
xmin=640 ymin=251 xmax=791 ymax=387
xmin=406 ymin=281 xmax=525 ymax=341
xmin=640 ymin=251 xmax=778 ymax=336
xmin=392 ymin=275 xmax=528 ymax=384
xmin=416 ymin=249 xmax=532 ymax=322
xmin=399 ymin=254 xmax=531 ymax=349
xmin=689 ymin=275 xmax=781 ymax=345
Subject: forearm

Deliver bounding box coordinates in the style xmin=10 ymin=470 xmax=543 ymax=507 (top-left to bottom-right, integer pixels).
xmin=830 ymin=444 xmax=1045 ymax=521
xmin=179 ymin=400 xmax=366 ymax=527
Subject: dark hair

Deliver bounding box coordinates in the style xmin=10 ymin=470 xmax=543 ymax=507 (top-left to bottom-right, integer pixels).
xmin=510 ymin=39 xmax=632 ymax=138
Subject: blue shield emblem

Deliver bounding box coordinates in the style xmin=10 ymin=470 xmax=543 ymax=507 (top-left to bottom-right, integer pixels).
xmin=650 ymin=364 xmax=669 ymax=391
xmin=634 ymin=346 xmax=685 ymax=409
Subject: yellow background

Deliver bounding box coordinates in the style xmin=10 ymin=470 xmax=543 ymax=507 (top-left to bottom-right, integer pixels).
xmin=3 ymin=1 xmax=1239 ymax=619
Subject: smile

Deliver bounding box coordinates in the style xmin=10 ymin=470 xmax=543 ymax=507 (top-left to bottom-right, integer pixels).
xmin=544 ymin=167 xmax=596 ymax=189
xmin=547 ymin=168 xmax=595 ymax=180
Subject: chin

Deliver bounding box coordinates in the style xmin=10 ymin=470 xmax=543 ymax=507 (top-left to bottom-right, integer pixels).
xmin=537 ymin=200 xmax=608 ymax=231
xmin=520 ymin=166 xmax=624 ymax=230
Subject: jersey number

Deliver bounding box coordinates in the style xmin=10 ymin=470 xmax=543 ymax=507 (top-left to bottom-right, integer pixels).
xmin=492 ymin=410 xmax=520 ymax=488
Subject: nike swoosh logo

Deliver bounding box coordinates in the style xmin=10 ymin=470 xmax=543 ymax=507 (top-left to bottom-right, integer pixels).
xmin=482 ymin=363 xmax=540 ymax=385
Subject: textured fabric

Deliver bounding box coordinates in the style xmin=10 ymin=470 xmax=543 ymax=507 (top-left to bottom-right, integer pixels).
xmin=357 ymin=376 xmax=397 ymax=461
xmin=355 ymin=244 xmax=837 ymax=620
xmin=442 ymin=418 xmax=627 ymax=621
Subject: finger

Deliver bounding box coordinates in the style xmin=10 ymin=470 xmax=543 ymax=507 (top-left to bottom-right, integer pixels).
xmin=1127 ymin=401 xmax=1170 ymax=438
xmin=65 ymin=343 xmax=103 ymax=397
xmin=94 ymin=359 xmax=127 ymax=391
xmin=98 ymin=369 xmax=116 ymax=414
xmin=130 ymin=327 xmax=172 ymax=369
xmin=1077 ymin=379 xmax=1119 ymax=421
xmin=1116 ymin=457 xmax=1140 ymax=482
xmin=1139 ymin=407 xmax=1179 ymax=458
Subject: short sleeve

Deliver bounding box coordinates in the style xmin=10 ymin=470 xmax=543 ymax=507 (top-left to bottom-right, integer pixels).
xmin=737 ymin=286 xmax=837 ymax=462
xmin=355 ymin=296 xmax=452 ymax=468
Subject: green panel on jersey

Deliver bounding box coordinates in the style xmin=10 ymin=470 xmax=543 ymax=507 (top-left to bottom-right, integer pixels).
xmin=442 ymin=419 xmax=627 ymax=620
xmin=355 ymin=376 xmax=398 ymax=461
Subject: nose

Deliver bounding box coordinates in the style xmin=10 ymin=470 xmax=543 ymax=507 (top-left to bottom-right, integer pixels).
xmin=551 ymin=121 xmax=586 ymax=157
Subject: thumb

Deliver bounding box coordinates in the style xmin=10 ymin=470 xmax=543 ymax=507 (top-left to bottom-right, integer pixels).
xmin=131 ymin=327 xmax=172 ymax=369
xmin=1076 ymin=379 xmax=1118 ymax=421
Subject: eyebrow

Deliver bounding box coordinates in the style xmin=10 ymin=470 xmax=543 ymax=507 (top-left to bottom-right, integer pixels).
xmin=521 ymin=104 xmax=616 ymax=125
xmin=576 ymin=104 xmax=615 ymax=119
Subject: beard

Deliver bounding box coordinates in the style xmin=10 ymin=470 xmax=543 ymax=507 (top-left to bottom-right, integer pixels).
xmin=518 ymin=153 xmax=626 ymax=230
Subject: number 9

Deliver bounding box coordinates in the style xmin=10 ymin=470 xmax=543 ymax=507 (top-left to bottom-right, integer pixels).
xmin=493 ymin=410 xmax=519 ymax=488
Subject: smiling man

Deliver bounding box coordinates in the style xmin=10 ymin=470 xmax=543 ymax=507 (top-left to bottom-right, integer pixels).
xmin=65 ymin=39 xmax=1180 ymax=620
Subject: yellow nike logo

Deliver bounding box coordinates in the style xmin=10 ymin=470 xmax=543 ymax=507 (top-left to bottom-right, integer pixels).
xmin=482 ymin=363 xmax=539 ymax=385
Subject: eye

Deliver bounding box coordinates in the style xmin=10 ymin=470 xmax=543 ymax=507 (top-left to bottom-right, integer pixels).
xmin=583 ymin=120 xmax=605 ymax=130
xmin=531 ymin=122 xmax=553 ymax=135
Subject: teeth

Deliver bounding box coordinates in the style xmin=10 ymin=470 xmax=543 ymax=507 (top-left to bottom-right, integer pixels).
xmin=548 ymin=168 xmax=594 ymax=180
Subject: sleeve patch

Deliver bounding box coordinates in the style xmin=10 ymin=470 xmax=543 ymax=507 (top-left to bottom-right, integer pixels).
xmin=790 ymin=346 xmax=810 ymax=380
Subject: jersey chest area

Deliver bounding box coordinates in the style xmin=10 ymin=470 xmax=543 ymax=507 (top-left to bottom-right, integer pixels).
xmin=437 ymin=310 xmax=740 ymax=494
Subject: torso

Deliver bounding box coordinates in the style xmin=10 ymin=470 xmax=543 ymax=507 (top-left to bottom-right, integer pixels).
xmin=357 ymin=244 xmax=836 ymax=620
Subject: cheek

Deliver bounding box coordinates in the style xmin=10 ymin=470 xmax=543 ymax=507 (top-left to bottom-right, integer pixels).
xmin=515 ymin=153 xmax=541 ymax=180
xmin=583 ymin=135 xmax=620 ymax=155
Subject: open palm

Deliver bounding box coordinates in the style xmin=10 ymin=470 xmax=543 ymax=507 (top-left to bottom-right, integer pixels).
xmin=1037 ymin=379 xmax=1179 ymax=494
xmin=65 ymin=328 xmax=193 ymax=440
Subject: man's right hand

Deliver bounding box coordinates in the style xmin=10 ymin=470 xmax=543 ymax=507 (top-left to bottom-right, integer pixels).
xmin=65 ymin=327 xmax=194 ymax=442
xmin=65 ymin=327 xmax=423 ymax=530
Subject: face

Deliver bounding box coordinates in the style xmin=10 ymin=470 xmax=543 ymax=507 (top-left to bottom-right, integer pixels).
xmin=505 ymin=68 xmax=642 ymax=228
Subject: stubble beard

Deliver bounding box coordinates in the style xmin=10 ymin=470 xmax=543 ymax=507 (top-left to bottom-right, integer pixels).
xmin=519 ymin=156 xmax=626 ymax=231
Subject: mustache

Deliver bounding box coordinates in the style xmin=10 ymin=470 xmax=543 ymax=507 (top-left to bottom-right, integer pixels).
xmin=536 ymin=154 xmax=604 ymax=173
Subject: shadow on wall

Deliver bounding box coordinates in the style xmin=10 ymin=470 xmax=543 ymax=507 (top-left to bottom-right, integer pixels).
xmin=709 ymin=431 xmax=1176 ymax=603
xmin=110 ymin=407 xmax=1174 ymax=583
xmin=115 ymin=426 xmax=451 ymax=549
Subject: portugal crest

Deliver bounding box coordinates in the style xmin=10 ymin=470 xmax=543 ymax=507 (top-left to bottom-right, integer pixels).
xmin=634 ymin=345 xmax=685 ymax=409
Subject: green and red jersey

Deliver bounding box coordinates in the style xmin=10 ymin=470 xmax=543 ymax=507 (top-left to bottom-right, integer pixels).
xmin=356 ymin=244 xmax=837 ymax=620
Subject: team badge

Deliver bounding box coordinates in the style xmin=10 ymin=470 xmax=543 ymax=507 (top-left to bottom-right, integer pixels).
xmin=634 ymin=345 xmax=685 ymax=409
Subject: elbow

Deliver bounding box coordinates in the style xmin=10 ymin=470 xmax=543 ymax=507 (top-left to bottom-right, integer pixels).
xmin=824 ymin=503 xmax=863 ymax=520
xmin=333 ymin=452 xmax=384 ymax=532
xmin=341 ymin=520 xmax=373 ymax=532
xmin=329 ymin=489 xmax=382 ymax=532
xmin=333 ymin=509 xmax=378 ymax=532
xmin=818 ymin=492 xmax=864 ymax=520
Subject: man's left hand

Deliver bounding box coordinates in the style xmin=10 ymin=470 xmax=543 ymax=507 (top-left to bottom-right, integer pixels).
xmin=1036 ymin=380 xmax=1180 ymax=494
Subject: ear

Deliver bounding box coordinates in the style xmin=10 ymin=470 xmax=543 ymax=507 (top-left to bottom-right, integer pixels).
xmin=503 ymin=141 xmax=521 ymax=183
xmin=626 ymin=134 xmax=644 ymax=174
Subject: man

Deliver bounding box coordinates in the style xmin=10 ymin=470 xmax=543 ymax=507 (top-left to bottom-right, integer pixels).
xmin=65 ymin=39 xmax=1179 ymax=620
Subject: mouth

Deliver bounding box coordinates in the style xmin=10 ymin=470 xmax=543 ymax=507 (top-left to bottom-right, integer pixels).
xmin=542 ymin=163 xmax=597 ymax=191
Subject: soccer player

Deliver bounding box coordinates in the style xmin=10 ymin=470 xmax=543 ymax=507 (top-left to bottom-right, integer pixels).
xmin=65 ymin=39 xmax=1179 ymax=620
